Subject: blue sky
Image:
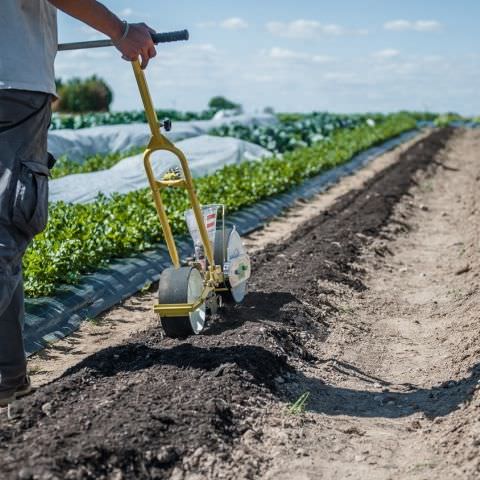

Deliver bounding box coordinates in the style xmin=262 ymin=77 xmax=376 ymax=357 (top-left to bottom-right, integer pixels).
xmin=56 ymin=0 xmax=480 ymax=115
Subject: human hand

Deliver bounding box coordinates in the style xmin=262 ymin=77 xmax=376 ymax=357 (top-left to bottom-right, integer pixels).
xmin=114 ymin=23 xmax=157 ymax=69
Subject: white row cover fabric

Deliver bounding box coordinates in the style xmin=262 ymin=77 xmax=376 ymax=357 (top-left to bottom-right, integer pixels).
xmin=48 ymin=113 xmax=277 ymax=163
xmin=49 ymin=135 xmax=272 ymax=204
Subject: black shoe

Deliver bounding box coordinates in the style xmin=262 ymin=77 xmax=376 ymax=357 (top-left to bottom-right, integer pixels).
xmin=0 ymin=376 xmax=35 ymax=408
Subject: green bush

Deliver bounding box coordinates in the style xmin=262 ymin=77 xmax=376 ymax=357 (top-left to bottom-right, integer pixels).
xmin=56 ymin=75 xmax=113 ymax=113
xmin=208 ymin=96 xmax=241 ymax=112
xmin=434 ymin=113 xmax=465 ymax=127
xmin=406 ymin=111 xmax=439 ymax=122
xmin=24 ymin=113 xmax=416 ymax=297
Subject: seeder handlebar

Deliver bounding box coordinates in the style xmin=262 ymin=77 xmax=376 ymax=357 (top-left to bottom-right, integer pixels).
xmin=152 ymin=29 xmax=189 ymax=44
xmin=58 ymin=29 xmax=189 ymax=51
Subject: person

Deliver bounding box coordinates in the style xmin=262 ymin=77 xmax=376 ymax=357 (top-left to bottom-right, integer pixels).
xmin=0 ymin=0 xmax=157 ymax=407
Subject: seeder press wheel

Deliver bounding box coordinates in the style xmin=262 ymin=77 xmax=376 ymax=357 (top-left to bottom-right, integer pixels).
xmin=158 ymin=227 xmax=250 ymax=338
xmin=158 ymin=267 xmax=206 ymax=338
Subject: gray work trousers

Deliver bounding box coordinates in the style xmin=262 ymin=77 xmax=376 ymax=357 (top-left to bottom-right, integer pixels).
xmin=0 ymin=90 xmax=52 ymax=395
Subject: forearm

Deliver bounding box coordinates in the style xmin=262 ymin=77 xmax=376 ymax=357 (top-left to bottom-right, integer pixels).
xmin=48 ymin=0 xmax=124 ymax=40
xmin=49 ymin=0 xmax=157 ymax=69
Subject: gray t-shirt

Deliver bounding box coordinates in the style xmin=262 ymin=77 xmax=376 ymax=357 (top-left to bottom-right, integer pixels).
xmin=0 ymin=0 xmax=57 ymax=95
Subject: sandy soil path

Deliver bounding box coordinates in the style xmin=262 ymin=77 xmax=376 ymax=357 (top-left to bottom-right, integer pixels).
xmin=264 ymin=128 xmax=480 ymax=479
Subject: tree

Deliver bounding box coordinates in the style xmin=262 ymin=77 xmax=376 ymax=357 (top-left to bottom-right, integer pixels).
xmin=208 ymin=96 xmax=241 ymax=112
xmin=55 ymin=75 xmax=113 ymax=113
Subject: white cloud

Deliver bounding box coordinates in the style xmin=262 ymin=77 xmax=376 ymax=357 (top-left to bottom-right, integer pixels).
xmin=188 ymin=44 xmax=218 ymax=53
xmin=322 ymin=72 xmax=369 ymax=86
xmin=220 ymin=17 xmax=249 ymax=30
xmin=324 ymin=72 xmax=356 ymax=81
xmin=423 ymin=55 xmax=444 ymax=63
xmin=120 ymin=8 xmax=134 ymax=18
xmin=197 ymin=18 xmax=249 ymax=30
xmin=154 ymin=43 xmax=221 ymax=70
xmin=266 ymin=19 xmax=367 ymax=38
xmin=268 ymin=47 xmax=307 ymax=60
xmin=267 ymin=47 xmax=332 ymax=63
xmin=384 ymin=19 xmax=442 ymax=32
xmin=415 ymin=20 xmax=442 ymax=31
xmin=373 ymin=49 xmax=401 ymax=59
xmin=243 ymin=73 xmax=274 ymax=83
xmin=78 ymin=25 xmax=104 ymax=41
xmin=312 ymin=55 xmax=333 ymax=64
xmin=55 ymin=49 xmax=117 ymax=79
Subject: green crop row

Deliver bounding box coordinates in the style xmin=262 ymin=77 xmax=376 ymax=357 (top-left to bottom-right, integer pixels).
xmin=210 ymin=113 xmax=377 ymax=154
xmin=25 ymin=113 xmax=417 ymax=297
xmin=434 ymin=113 xmax=466 ymax=127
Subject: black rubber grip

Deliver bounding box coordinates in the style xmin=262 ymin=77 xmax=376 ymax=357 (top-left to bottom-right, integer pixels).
xmin=151 ymin=30 xmax=189 ymax=44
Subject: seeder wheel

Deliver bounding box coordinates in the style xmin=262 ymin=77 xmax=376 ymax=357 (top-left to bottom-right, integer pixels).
xmin=158 ymin=267 xmax=206 ymax=338
xmin=214 ymin=227 xmax=250 ymax=303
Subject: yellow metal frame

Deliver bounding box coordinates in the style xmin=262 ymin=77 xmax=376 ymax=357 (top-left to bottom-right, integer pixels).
xmin=131 ymin=60 xmax=222 ymax=316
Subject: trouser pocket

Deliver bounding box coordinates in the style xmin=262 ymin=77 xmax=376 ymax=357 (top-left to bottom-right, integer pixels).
xmin=12 ymin=161 xmax=50 ymax=238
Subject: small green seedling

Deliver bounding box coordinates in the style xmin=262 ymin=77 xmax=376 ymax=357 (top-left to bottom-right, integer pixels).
xmin=421 ymin=181 xmax=434 ymax=193
xmin=28 ymin=365 xmax=42 ymax=376
xmin=338 ymin=305 xmax=355 ymax=315
xmin=86 ymin=316 xmax=102 ymax=327
xmin=288 ymin=392 xmax=310 ymax=415
xmin=140 ymin=281 xmax=153 ymax=295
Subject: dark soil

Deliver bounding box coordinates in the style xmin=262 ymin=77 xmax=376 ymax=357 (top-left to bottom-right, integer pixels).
xmin=0 ymin=128 xmax=454 ymax=480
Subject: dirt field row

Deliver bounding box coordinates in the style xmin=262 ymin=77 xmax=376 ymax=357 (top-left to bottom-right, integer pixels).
xmin=2 ymin=128 xmax=480 ymax=480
